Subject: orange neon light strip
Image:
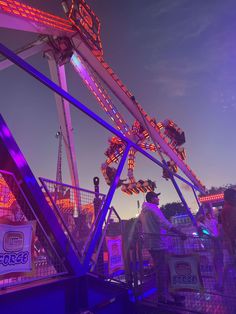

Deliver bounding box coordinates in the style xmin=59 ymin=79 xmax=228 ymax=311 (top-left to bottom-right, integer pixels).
xmin=199 ymin=193 xmax=224 ymax=203
xmin=0 ymin=0 xmax=74 ymax=33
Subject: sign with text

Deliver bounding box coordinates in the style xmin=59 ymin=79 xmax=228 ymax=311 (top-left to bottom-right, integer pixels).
xmin=106 ymin=235 xmax=124 ymax=275
xmin=0 ymin=221 xmax=35 ymax=276
xmin=168 ymin=254 xmax=203 ymax=292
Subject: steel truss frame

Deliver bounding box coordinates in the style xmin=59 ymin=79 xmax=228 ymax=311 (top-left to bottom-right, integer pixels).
xmin=0 ymin=0 xmax=205 ymax=194
xmin=0 ymin=42 xmax=201 ymax=272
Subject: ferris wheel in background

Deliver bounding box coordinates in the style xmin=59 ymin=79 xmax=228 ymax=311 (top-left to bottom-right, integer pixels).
xmin=0 ymin=0 xmax=206 ymax=195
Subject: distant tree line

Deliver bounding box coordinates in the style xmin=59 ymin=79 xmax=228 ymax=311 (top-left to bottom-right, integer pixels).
xmin=199 ymin=183 xmax=236 ymax=196
xmin=160 ymin=202 xmax=186 ymax=219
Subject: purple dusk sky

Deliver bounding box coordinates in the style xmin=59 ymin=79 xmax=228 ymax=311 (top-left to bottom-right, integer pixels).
xmin=0 ymin=0 xmax=236 ymax=218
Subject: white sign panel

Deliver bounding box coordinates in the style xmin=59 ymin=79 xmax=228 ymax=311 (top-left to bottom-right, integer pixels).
xmin=0 ymin=222 xmax=35 ymax=276
xmin=106 ymin=235 xmax=124 ymax=275
xmin=168 ymin=254 xmax=203 ymax=292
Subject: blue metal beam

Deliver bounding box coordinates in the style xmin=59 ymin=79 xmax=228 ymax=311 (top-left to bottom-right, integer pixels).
xmin=82 ymin=144 xmax=131 ymax=272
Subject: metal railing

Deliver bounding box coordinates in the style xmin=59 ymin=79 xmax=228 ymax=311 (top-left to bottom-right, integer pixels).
xmin=40 ymin=177 xmax=106 ymax=263
xmin=129 ymin=231 xmax=236 ymax=314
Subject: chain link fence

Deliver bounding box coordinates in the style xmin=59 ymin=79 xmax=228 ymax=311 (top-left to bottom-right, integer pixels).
xmin=40 ymin=177 xmax=105 ymax=263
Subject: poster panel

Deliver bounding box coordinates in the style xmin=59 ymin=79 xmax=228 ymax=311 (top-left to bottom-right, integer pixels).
xmin=168 ymin=254 xmax=203 ymax=292
xmin=0 ymin=221 xmax=35 ymax=277
xmin=106 ymin=235 xmax=124 ymax=275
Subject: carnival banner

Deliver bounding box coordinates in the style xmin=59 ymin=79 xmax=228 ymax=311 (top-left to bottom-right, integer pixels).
xmin=0 ymin=221 xmax=35 ymax=276
xmin=168 ymin=254 xmax=203 ymax=292
xmin=106 ymin=235 xmax=124 ymax=275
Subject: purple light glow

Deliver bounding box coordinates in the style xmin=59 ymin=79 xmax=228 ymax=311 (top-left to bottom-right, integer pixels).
xmin=1 ymin=125 xmax=12 ymax=138
xmin=9 ymin=149 xmax=27 ymax=169
xmin=0 ymin=124 xmax=12 ymax=142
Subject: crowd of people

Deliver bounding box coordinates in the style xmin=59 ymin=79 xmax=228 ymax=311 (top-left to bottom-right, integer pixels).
xmin=138 ymin=188 xmax=236 ymax=305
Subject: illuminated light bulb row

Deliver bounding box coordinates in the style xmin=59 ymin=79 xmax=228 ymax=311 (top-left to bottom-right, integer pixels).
xmin=199 ymin=193 xmax=224 ymax=203
xmin=122 ymin=183 xmax=139 ymax=195
xmin=67 ymin=0 xmax=103 ymax=55
xmin=131 ymin=121 xmax=150 ymax=142
xmin=110 ymin=136 xmax=122 ymax=145
xmin=0 ymin=0 xmax=74 ymax=32
xmin=136 ymin=106 xmax=169 ymax=140
xmin=105 ymin=138 xmax=124 ymax=158
xmin=67 ymin=0 xmax=75 ymax=19
xmin=121 ymin=179 xmax=156 ymax=196
xmin=127 ymin=159 xmax=135 ymax=170
xmin=156 ymin=122 xmax=163 ymax=130
xmin=127 ymin=149 xmax=136 ymax=172
xmin=140 ymin=142 xmax=158 ymax=152
xmin=98 ymin=58 xmax=133 ymax=99
xmin=107 ymin=152 xmax=123 ymax=164
xmin=71 ymin=55 xmax=131 ymax=136
xmin=142 ymin=130 xmax=149 ymax=139
xmin=105 ymin=145 xmax=124 ymax=164
xmin=149 ymin=119 xmax=157 ymax=128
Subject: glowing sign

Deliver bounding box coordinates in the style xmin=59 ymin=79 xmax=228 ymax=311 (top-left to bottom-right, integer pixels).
xmin=0 ymin=177 xmax=16 ymax=209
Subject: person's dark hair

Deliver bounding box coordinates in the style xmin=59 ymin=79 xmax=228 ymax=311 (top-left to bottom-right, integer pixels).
xmin=146 ymin=191 xmax=161 ymax=203
xmin=224 ymin=188 xmax=236 ymax=206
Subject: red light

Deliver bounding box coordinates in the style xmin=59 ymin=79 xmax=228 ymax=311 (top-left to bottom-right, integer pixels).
xmin=0 ymin=0 xmax=74 ymax=33
xmin=199 ymin=193 xmax=224 ymax=203
xmin=0 ymin=177 xmax=16 ymax=209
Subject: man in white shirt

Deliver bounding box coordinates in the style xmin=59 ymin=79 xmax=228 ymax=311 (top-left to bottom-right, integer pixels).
xmin=139 ymin=191 xmax=186 ymax=304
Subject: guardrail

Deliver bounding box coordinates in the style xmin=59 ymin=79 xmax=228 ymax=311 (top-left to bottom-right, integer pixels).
xmin=129 ymin=231 xmax=236 ymax=314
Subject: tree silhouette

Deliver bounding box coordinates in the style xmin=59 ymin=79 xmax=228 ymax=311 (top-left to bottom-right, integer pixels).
xmin=199 ymin=184 xmax=236 ymax=196
xmin=161 ymin=202 xmax=186 ymax=219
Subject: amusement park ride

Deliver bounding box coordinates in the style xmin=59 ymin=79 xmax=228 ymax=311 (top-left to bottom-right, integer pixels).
xmin=0 ymin=0 xmax=205 ymax=195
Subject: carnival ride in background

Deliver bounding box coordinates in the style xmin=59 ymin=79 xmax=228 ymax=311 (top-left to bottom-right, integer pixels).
xmin=0 ymin=0 xmax=205 ymax=195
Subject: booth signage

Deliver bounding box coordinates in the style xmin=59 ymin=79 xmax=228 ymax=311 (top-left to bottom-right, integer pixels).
xmin=168 ymin=254 xmax=203 ymax=291
xmin=0 ymin=222 xmax=34 ymax=276
xmin=106 ymin=235 xmax=124 ymax=275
